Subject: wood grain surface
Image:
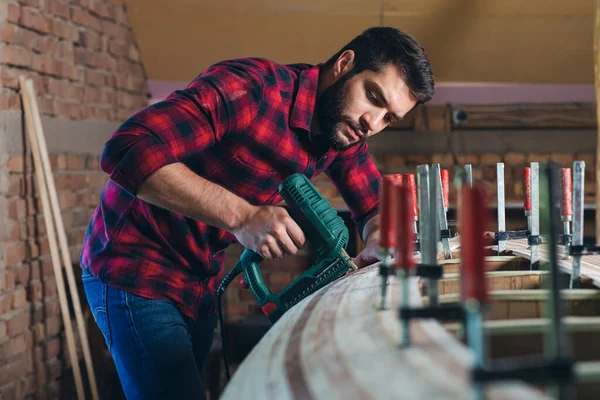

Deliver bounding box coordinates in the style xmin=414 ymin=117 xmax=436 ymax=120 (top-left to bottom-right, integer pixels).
xmin=220 ymin=256 xmax=551 ymax=399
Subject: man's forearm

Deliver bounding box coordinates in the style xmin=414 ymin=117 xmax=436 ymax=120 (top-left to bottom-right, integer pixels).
xmin=361 ymin=214 xmax=380 ymax=245
xmin=136 ymin=162 xmax=255 ymax=232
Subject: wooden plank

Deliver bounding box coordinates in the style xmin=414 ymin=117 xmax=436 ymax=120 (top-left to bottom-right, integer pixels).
xmin=21 ymin=77 xmax=99 ymax=400
xmin=441 ymin=256 xmax=530 ymax=274
xmin=19 ymin=77 xmax=86 ymax=400
xmin=507 ymin=239 xmax=600 ymax=287
xmin=445 ymin=317 xmax=600 ymax=336
xmin=439 ymin=270 xmax=546 ymax=295
xmin=220 ymin=261 xmax=550 ymax=399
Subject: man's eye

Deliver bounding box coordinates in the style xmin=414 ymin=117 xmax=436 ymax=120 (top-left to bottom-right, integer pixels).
xmin=367 ymin=91 xmax=377 ymax=103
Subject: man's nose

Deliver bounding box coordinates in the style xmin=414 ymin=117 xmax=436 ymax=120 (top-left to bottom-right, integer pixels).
xmin=362 ymin=110 xmax=387 ymax=133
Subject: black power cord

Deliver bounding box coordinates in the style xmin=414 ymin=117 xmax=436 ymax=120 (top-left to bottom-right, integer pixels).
xmin=216 ymin=265 xmax=242 ymax=381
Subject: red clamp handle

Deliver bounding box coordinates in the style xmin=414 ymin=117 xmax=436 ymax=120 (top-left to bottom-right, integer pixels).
xmin=380 ymin=175 xmax=399 ymax=248
xmin=392 ymin=173 xmax=403 ymax=185
xmin=396 ymin=184 xmax=415 ymax=272
xmin=561 ymin=168 xmax=572 ymax=217
xmin=404 ymin=174 xmax=418 ymax=217
xmin=460 ymin=182 xmax=489 ymax=304
xmin=441 ymin=169 xmax=450 ymax=208
xmin=522 ymin=167 xmax=531 ymax=212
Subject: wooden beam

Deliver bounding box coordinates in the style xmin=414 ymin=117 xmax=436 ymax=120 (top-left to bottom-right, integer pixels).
xmin=19 ymin=77 xmax=86 ymax=400
xmin=595 ymin=0 xmax=600 ymax=243
xmin=445 ymin=316 xmax=600 ymax=336
xmin=438 ymin=289 xmax=600 ymax=303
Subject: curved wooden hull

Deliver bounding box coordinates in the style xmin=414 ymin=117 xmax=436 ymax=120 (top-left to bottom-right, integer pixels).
xmin=220 ymin=259 xmax=551 ymax=399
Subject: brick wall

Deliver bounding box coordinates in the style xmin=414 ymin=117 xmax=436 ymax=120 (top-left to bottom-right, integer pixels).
xmin=1 ymin=0 xmax=148 ymax=122
xmin=0 ymin=0 xmax=148 ymax=398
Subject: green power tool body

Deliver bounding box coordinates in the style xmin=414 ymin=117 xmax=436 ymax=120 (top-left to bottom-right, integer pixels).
xmin=219 ymin=173 xmax=358 ymax=323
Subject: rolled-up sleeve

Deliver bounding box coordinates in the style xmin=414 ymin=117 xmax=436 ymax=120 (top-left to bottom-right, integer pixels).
xmin=99 ymin=65 xmax=262 ymax=195
xmin=324 ymin=142 xmax=381 ymax=239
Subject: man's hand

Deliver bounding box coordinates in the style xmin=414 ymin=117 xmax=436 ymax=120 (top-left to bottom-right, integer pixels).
xmin=232 ymin=205 xmax=306 ymax=259
xmin=353 ymin=236 xmax=380 ymax=269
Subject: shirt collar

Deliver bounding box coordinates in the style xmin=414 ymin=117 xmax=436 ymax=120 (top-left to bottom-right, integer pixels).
xmin=289 ymin=64 xmax=321 ymax=132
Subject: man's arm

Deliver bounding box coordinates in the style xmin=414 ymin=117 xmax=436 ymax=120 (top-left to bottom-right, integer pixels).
xmin=361 ymin=214 xmax=380 ymax=246
xmin=137 ymin=162 xmax=305 ymax=259
xmin=100 ymin=64 xmax=305 ymax=258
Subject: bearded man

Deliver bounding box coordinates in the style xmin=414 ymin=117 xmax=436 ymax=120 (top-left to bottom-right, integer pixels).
xmin=80 ymin=26 xmax=434 ymax=399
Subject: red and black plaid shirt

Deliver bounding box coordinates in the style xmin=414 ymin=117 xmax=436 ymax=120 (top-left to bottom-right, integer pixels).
xmin=81 ymin=58 xmax=381 ymax=320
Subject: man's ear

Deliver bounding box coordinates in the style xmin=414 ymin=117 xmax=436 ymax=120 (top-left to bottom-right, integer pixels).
xmin=333 ymin=50 xmax=355 ymax=80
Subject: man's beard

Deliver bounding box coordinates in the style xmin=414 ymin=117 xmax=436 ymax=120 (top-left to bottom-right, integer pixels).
xmin=314 ymin=73 xmax=365 ymax=151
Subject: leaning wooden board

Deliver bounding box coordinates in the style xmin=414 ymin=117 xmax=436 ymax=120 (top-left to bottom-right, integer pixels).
xmin=220 ymin=240 xmax=550 ymax=400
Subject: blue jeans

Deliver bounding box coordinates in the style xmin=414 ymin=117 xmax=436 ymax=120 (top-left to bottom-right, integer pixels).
xmin=82 ymin=268 xmax=217 ymax=400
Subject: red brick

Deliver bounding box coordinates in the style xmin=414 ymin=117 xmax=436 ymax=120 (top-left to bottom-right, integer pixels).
xmin=12 ymin=286 xmax=27 ymax=309
xmin=0 ymin=321 xmax=6 ymax=338
xmin=83 ymin=86 xmax=102 ymax=103
xmin=7 ymin=156 xmax=27 ymax=173
xmin=52 ymin=18 xmax=79 ymax=41
xmin=12 ymin=265 xmax=32 ymax=286
xmin=17 ymin=0 xmax=42 ymax=7
xmin=0 ymin=23 xmax=16 ymax=42
xmin=88 ymin=51 xmax=118 ymax=71
xmin=90 ymin=0 xmax=111 ymax=19
xmin=7 ymin=198 xmax=26 ymax=220
xmin=44 ymin=299 xmax=60 ymax=317
xmin=431 ymin=153 xmax=454 ymax=167
xmin=49 ymin=0 xmax=71 ymax=19
xmin=503 ymin=152 xmax=527 ymax=166
xmin=456 ymin=153 xmax=479 ymax=165
xmin=79 ymin=29 xmax=101 ymax=50
xmin=549 ymin=153 xmax=574 ymax=167
xmin=480 ymin=153 xmax=502 ymax=165
xmin=6 ymin=3 xmax=20 ymax=24
xmin=32 ymin=323 xmax=45 ymax=344
xmin=51 ymin=40 xmax=75 ymax=62
xmin=0 ymin=353 xmax=30 ymax=387
xmin=16 ymin=262 xmax=33 ymax=284
xmin=406 ymin=154 xmax=430 ymax=165
xmin=50 ymin=154 xmax=68 ymax=170
xmin=0 ymin=293 xmax=12 ymax=314
xmin=43 ymin=278 xmax=56 ymax=298
xmin=20 ymin=7 xmax=52 ymax=34
xmin=0 ymin=88 xmax=22 ymax=110
xmin=71 ymin=7 xmax=102 ymax=31
xmin=45 ymin=338 xmax=61 ymax=360
xmin=5 ymin=241 xmax=27 ymax=265
xmin=45 ymin=317 xmax=61 ymax=337
xmin=67 ymin=154 xmax=86 ymax=170
xmin=4 ymin=269 xmax=17 ymax=290
xmin=102 ymin=19 xmax=128 ymax=39
xmin=28 ymin=281 xmax=43 ymax=303
xmin=0 ymin=334 xmax=28 ymax=359
xmin=6 ymin=310 xmax=30 ymax=336
xmin=7 ymin=174 xmax=36 ymax=197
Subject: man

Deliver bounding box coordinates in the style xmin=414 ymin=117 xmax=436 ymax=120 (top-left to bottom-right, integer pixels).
xmin=81 ymin=26 xmax=434 ymax=399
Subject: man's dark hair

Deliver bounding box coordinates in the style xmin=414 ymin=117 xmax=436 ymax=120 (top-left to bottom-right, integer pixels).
xmin=324 ymin=27 xmax=434 ymax=104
